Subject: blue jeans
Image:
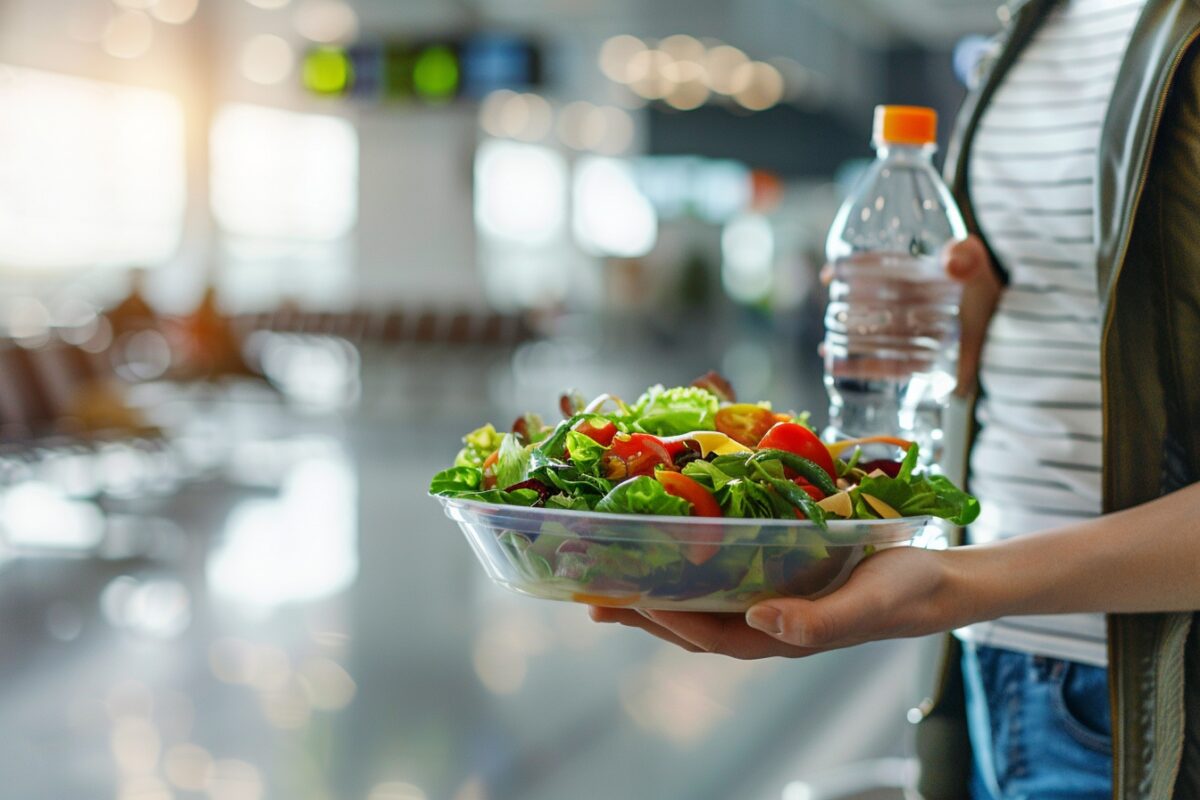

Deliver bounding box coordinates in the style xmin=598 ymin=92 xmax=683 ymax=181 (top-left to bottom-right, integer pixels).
xmin=962 ymin=643 xmax=1113 ymax=800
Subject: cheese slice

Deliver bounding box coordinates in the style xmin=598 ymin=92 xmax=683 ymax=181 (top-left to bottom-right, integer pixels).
xmin=862 ymin=494 xmax=902 ymax=519
xmin=660 ymin=431 xmax=753 ymax=457
xmin=816 ymin=491 xmax=853 ymax=518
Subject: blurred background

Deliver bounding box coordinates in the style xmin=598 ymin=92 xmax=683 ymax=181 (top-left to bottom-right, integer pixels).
xmin=0 ymin=1 xmax=1001 ymax=798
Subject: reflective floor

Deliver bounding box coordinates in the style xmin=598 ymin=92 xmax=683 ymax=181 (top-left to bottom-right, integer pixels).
xmin=0 ymin=331 xmax=938 ymax=800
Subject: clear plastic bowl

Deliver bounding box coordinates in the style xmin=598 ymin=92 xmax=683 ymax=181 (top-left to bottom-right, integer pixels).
xmin=435 ymin=496 xmax=931 ymax=612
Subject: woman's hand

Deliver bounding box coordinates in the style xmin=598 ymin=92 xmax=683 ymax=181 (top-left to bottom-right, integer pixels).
xmin=590 ymin=546 xmax=974 ymax=659
xmin=820 ymin=235 xmax=1003 ymax=395
xmin=943 ymin=235 xmax=1003 ymax=397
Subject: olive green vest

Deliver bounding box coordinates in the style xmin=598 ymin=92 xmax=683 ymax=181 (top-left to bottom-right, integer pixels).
xmin=919 ymin=0 xmax=1200 ymax=796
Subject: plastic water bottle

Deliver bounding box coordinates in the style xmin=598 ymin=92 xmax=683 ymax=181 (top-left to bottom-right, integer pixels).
xmin=823 ymin=105 xmax=967 ymax=465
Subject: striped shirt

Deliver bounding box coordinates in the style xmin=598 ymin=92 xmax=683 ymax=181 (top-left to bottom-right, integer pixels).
xmin=956 ymin=0 xmax=1147 ymax=668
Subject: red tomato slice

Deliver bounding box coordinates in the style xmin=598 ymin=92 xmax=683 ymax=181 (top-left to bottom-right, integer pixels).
xmin=603 ymin=433 xmax=674 ymax=479
xmin=714 ymin=404 xmax=778 ymax=447
xmin=656 ymin=471 xmax=722 ymax=517
xmin=757 ymin=422 xmax=837 ymax=481
xmin=574 ymin=418 xmax=618 ymax=446
xmin=656 ymin=471 xmax=722 ymax=565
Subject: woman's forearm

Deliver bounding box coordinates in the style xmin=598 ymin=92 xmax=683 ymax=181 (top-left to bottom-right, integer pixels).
xmin=945 ymin=481 xmax=1200 ymax=623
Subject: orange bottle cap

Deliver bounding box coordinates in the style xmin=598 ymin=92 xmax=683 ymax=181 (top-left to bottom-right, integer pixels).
xmin=873 ymin=105 xmax=938 ymax=147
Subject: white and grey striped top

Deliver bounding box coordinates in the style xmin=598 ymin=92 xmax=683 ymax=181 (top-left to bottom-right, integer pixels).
xmin=956 ymin=0 xmax=1147 ymax=668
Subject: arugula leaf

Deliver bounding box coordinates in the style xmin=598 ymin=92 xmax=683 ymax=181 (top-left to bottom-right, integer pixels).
xmin=530 ymin=463 xmax=612 ymax=501
xmin=545 ymin=494 xmax=592 ymax=511
xmin=494 ymin=433 xmax=531 ymax=490
xmin=622 ymin=385 xmax=719 ymax=436
xmin=595 ymin=476 xmax=691 ymax=516
xmin=681 ymin=459 xmax=738 ymax=492
xmin=565 ymin=429 xmax=607 ymax=477
xmin=897 ymin=442 xmax=920 ymax=481
xmin=453 ymin=424 xmax=505 ymax=468
xmin=430 ymin=466 xmax=482 ymax=495
xmin=716 ymin=478 xmax=791 ymax=520
xmin=532 ymin=413 xmax=593 ymax=463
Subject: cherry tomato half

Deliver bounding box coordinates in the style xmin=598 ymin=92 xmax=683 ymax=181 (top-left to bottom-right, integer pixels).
xmin=757 ymin=422 xmax=837 ymax=481
xmin=603 ymin=433 xmax=674 ymax=479
xmin=714 ymin=404 xmax=778 ymax=447
xmin=656 ymin=471 xmax=722 ymax=517
xmin=573 ymin=418 xmax=618 ymax=446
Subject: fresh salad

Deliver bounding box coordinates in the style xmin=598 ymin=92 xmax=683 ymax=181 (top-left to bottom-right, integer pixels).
xmin=430 ymin=374 xmax=979 ymax=609
xmin=430 ymin=372 xmax=979 ymax=530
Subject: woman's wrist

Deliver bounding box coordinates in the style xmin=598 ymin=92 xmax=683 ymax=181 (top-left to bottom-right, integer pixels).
xmin=935 ymin=541 xmax=1036 ymax=630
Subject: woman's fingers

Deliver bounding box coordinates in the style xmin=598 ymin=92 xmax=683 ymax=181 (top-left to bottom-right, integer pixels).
xmin=942 ymin=235 xmax=990 ymax=282
xmin=641 ymin=610 xmax=820 ymax=659
xmin=588 ymin=606 xmax=706 ymax=652
xmin=942 ymin=235 xmax=1003 ymax=397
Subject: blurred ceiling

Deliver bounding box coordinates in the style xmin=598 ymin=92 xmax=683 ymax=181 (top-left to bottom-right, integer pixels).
xmin=352 ymin=0 xmax=1004 ymax=46
xmin=844 ymin=0 xmax=1003 ymax=44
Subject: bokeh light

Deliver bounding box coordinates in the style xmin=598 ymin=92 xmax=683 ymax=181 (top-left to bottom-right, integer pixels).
xmin=240 ymin=34 xmax=295 ymax=85
xmin=163 ymin=744 xmax=213 ymax=792
xmin=598 ymin=34 xmax=646 ymax=83
xmin=302 ymin=47 xmax=351 ymax=94
xmin=204 ymin=759 xmax=264 ymax=800
xmin=150 ymin=0 xmax=199 ymax=24
xmin=704 ymin=44 xmax=749 ymax=94
xmin=293 ymin=0 xmax=358 ymax=44
xmin=733 ymin=61 xmax=785 ymax=110
xmin=413 ymin=45 xmax=459 ymax=100
xmin=102 ymin=10 xmax=154 ymax=59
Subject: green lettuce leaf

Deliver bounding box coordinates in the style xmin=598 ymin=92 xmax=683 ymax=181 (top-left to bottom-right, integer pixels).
xmin=565 ymin=429 xmax=607 ymax=477
xmin=622 ymin=385 xmax=719 ymax=436
xmin=595 ymin=476 xmax=691 ymax=516
xmin=453 ymin=424 xmax=505 ymax=468
xmin=430 ymin=466 xmax=482 ymax=495
xmin=494 ymin=433 xmax=530 ymax=490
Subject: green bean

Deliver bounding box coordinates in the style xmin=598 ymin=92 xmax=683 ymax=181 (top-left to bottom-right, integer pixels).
xmin=751 ymin=463 xmax=828 ymax=530
xmin=749 ymin=449 xmax=839 ymax=497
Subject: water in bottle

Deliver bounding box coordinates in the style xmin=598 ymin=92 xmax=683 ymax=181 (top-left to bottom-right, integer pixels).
xmin=823 ymin=105 xmax=967 ymax=465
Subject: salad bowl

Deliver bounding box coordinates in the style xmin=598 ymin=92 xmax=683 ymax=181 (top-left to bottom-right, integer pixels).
xmin=437 ymin=496 xmax=932 ymax=611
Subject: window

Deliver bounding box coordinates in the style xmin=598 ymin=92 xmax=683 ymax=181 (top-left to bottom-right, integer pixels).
xmin=210 ymin=103 xmax=358 ymax=241
xmin=0 ymin=66 xmax=185 ymax=270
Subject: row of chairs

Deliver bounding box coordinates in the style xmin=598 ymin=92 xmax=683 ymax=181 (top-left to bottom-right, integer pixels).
xmin=228 ymin=307 xmax=537 ymax=346
xmin=0 ymin=341 xmax=154 ymax=444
